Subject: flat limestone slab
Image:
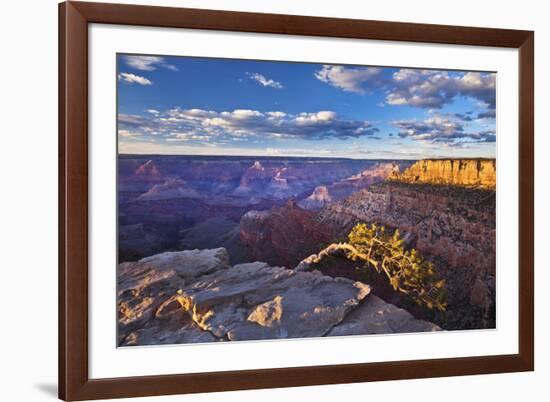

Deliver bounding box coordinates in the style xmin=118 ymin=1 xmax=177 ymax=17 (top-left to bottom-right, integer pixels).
xmin=176 ymin=261 xmax=371 ymax=341
xmin=328 ymin=295 xmax=440 ymax=336
xmin=118 ymin=248 xmax=439 ymax=346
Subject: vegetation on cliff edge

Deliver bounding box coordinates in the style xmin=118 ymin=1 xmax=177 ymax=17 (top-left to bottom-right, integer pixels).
xmin=308 ymin=223 xmax=448 ymax=311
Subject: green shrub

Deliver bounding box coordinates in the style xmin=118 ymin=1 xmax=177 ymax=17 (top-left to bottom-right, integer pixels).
xmin=346 ymin=223 xmax=447 ymax=311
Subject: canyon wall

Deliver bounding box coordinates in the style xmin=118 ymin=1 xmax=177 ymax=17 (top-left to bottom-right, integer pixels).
xmin=316 ymin=182 xmax=496 ymax=329
xmin=392 ymin=159 xmax=496 ymax=188
xmin=118 ymin=156 xmax=404 ymax=262
xmin=240 ymin=159 xmax=497 ymax=330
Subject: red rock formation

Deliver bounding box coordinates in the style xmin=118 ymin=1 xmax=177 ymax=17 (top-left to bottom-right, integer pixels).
xmin=239 ymin=199 xmax=336 ymax=268
xmin=135 ymin=159 xmax=161 ymax=177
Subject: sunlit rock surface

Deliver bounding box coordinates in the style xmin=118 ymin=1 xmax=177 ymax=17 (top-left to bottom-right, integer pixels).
xmin=118 ymin=248 xmax=439 ymax=346
xmin=391 ymin=159 xmax=496 ymax=188
xmin=298 ymin=185 xmax=333 ymax=210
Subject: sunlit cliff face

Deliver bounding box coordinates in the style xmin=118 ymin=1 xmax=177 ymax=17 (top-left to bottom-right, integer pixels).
xmin=391 ymin=159 xmax=496 ymax=188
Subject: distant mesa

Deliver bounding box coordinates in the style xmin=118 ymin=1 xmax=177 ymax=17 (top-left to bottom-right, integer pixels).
xmin=298 ymin=162 xmax=403 ymax=210
xmin=298 ymin=185 xmax=333 ymax=210
xmin=233 ymin=161 xmax=269 ymax=196
xmin=135 ymin=160 xmax=161 ymax=177
xmin=234 ymin=163 xmax=295 ymax=199
xmin=251 ymin=160 xmax=264 ymax=170
xmin=137 ymin=178 xmax=202 ymax=201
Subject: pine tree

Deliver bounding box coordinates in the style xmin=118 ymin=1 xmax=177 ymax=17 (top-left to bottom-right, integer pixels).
xmin=305 ymin=223 xmax=447 ymax=311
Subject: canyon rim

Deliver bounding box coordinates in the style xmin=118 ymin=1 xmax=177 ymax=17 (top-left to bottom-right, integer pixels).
xmin=117 ymin=54 xmax=496 ymax=346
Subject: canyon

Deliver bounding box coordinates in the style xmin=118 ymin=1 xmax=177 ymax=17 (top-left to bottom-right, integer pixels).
xmin=118 ymin=156 xmax=496 ymax=344
xmin=118 ymin=155 xmax=405 ymax=262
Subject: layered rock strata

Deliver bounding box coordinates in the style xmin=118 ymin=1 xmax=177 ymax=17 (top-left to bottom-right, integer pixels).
xmin=391 ymin=159 xmax=496 ymax=188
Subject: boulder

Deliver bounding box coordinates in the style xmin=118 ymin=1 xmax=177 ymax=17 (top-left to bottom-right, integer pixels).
xmin=117 ymin=248 xmax=230 ymax=345
xmin=175 ymin=262 xmax=371 ymax=341
xmin=137 ymin=248 xmax=230 ymax=281
xmin=328 ymin=295 xmax=440 ymax=336
xmin=121 ymin=302 xmax=218 ymax=346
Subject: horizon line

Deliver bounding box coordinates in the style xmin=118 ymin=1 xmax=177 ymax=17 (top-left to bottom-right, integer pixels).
xmin=118 ymin=153 xmax=496 ymax=161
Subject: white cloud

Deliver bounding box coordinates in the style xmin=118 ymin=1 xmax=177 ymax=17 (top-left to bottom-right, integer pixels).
xmin=246 ymin=73 xmax=283 ymax=89
xmin=392 ymin=113 xmax=496 ymax=146
xmin=314 ymin=65 xmax=496 ymax=116
xmin=386 ymin=69 xmax=496 ymax=110
xmin=314 ymin=65 xmax=382 ymax=94
xmin=230 ymin=109 xmax=264 ymax=119
xmin=295 ymin=111 xmax=336 ymax=124
xmin=123 ymin=55 xmax=178 ymax=71
xmin=266 ymin=111 xmax=286 ymax=118
xmin=118 ymin=108 xmax=379 ymax=142
xmin=163 ymin=64 xmax=179 ymax=71
xmin=118 ymin=72 xmax=152 ymax=86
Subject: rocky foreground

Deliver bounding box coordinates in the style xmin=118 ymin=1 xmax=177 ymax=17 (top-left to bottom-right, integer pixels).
xmin=118 ymin=248 xmax=439 ymax=346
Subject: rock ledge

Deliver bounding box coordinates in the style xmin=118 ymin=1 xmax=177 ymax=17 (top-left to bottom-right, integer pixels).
xmin=118 ymin=248 xmax=439 ymax=346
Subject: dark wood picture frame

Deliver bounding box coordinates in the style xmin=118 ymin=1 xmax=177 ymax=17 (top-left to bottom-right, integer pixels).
xmin=59 ymin=1 xmax=534 ymax=400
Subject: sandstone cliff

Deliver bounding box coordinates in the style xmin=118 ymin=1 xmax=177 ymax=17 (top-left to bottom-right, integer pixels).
xmin=118 ymin=248 xmax=438 ymax=346
xmin=392 ymin=159 xmax=496 ymax=188
xmin=316 ymin=182 xmax=496 ymax=329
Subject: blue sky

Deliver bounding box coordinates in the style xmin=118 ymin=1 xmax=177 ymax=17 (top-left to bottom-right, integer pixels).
xmin=117 ymin=54 xmax=496 ymax=159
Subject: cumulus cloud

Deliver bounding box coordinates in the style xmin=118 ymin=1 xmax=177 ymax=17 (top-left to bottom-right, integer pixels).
xmin=118 ymin=108 xmax=379 ymax=142
xmin=246 ymin=73 xmax=283 ymax=89
xmin=314 ymin=65 xmax=496 ymax=117
xmin=392 ymin=113 xmax=495 ymax=146
xmin=386 ymin=69 xmax=496 ymax=111
xmin=118 ymin=72 xmax=152 ymax=86
xmin=123 ymin=55 xmax=178 ymax=71
xmin=314 ymin=65 xmax=383 ymax=94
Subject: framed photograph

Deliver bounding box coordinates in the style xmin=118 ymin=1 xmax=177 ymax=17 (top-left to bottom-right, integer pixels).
xmin=59 ymin=1 xmax=534 ymax=400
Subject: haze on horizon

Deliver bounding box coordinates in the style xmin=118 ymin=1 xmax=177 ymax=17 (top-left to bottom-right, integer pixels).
xmin=117 ymin=54 xmax=496 ymax=160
